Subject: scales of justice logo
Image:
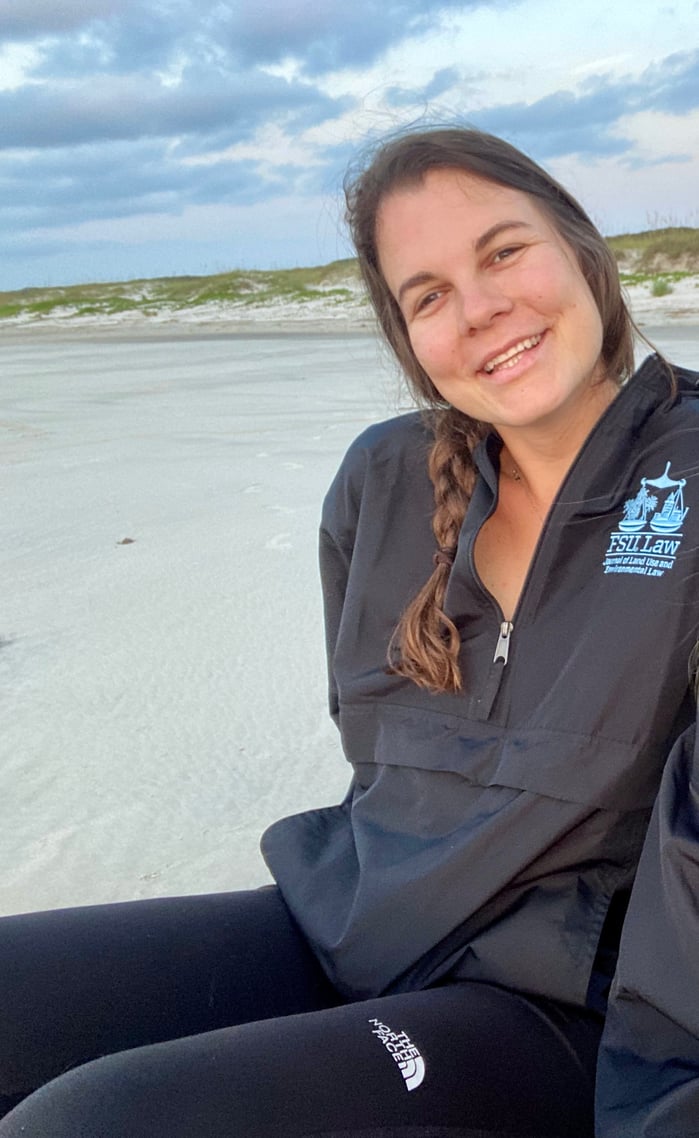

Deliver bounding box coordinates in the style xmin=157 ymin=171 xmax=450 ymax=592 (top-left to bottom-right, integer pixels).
xmin=603 ymin=461 xmax=689 ymax=577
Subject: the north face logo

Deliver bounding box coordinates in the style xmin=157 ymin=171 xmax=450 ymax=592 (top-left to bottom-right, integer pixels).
xmin=368 ymin=1018 xmax=426 ymax=1091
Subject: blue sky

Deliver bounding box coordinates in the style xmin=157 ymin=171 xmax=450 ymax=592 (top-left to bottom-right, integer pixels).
xmin=1 ymin=0 xmax=698 ymax=289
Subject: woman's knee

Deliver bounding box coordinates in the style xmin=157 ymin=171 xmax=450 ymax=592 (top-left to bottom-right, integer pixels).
xmin=0 ymin=1049 xmax=153 ymax=1138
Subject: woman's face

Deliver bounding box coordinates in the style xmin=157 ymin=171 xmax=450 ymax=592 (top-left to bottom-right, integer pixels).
xmin=376 ymin=168 xmax=610 ymax=437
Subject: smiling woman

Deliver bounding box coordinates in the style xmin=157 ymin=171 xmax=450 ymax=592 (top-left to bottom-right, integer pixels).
xmin=345 ymin=127 xmax=639 ymax=691
xmin=374 ymin=167 xmax=618 ymax=627
xmin=1 ymin=127 xmax=699 ymax=1138
xmin=376 ymin=170 xmax=611 ymax=433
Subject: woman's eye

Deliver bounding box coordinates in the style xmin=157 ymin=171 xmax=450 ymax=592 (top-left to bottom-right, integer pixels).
xmin=492 ymin=245 xmax=521 ymax=264
xmin=415 ymin=290 xmax=442 ymax=313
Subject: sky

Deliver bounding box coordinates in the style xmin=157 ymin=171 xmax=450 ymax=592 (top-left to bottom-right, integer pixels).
xmin=1 ymin=0 xmax=698 ymax=290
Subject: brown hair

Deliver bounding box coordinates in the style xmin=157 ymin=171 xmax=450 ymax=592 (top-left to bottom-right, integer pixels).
xmin=344 ymin=126 xmax=636 ymax=693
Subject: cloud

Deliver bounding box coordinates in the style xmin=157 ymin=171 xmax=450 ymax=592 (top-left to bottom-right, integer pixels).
xmin=0 ymin=72 xmax=345 ymax=150
xmin=639 ymin=49 xmax=699 ymax=115
xmin=470 ymin=48 xmax=699 ymax=162
xmin=0 ymin=0 xmax=128 ymax=40
xmin=4 ymin=1 xmax=516 ymax=78
xmin=384 ymin=66 xmax=462 ymax=107
xmin=211 ymin=1 xmax=512 ymax=77
xmin=28 ymin=2 xmax=195 ymax=77
xmin=0 ymin=136 xmax=319 ymax=235
xmin=474 ymin=92 xmax=633 ymax=159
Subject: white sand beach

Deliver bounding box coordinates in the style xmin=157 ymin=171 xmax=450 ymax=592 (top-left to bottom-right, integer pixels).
xmin=3 ymin=322 xmax=699 ymax=918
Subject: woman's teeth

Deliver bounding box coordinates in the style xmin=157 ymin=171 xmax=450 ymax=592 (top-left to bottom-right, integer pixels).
xmin=483 ymin=334 xmax=542 ymax=374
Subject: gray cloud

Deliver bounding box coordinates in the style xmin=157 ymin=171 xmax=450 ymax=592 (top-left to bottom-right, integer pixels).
xmin=470 ymin=49 xmax=699 ymax=161
xmin=0 ymin=72 xmax=345 ymax=150
xmin=0 ymin=138 xmax=313 ymax=232
xmin=385 ymin=66 xmax=462 ymax=107
xmin=0 ymin=0 xmax=130 ymax=39
xmin=218 ymin=1 xmax=499 ymax=76
xmin=4 ymin=1 xmax=514 ymax=76
xmin=638 ymin=50 xmax=699 ymax=115
xmin=29 ymin=2 xmax=197 ymax=77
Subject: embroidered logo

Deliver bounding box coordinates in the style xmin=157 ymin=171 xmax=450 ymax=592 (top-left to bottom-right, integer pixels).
xmin=603 ymin=462 xmax=688 ymax=578
xmin=368 ymin=1018 xmax=426 ymax=1091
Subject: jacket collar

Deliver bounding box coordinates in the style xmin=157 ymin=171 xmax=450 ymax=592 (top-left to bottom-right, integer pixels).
xmin=472 ymin=354 xmax=688 ymax=517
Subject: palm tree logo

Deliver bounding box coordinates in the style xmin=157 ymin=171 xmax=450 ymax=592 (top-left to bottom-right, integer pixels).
xmin=619 ymin=480 xmax=658 ymax=532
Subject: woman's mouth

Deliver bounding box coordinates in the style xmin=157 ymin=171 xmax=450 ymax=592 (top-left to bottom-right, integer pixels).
xmin=482 ymin=333 xmax=543 ymax=374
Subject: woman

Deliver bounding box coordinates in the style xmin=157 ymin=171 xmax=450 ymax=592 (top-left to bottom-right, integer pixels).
xmin=1 ymin=127 xmax=698 ymax=1137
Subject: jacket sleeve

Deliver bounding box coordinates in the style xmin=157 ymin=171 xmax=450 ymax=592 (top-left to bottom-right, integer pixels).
xmin=317 ymin=437 xmax=367 ymax=729
xmin=318 ymin=523 xmax=351 ymax=728
xmin=596 ymin=718 xmax=699 ymax=1137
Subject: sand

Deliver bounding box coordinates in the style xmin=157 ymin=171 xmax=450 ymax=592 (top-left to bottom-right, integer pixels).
xmin=3 ymin=323 xmax=699 ymax=918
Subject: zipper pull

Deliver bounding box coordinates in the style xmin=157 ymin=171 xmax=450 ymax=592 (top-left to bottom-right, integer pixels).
xmin=493 ymin=621 xmax=514 ymax=665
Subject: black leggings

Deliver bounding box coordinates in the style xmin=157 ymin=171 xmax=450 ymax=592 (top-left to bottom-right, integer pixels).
xmin=0 ymin=888 xmax=602 ymax=1137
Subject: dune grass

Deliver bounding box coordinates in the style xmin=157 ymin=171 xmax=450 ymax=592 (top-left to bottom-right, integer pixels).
xmin=607 ymin=226 xmax=699 ymax=269
xmin=1 ymin=231 xmax=698 ymax=323
xmin=0 ymin=258 xmax=362 ymax=322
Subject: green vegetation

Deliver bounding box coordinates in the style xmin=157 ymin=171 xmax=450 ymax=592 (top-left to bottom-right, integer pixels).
xmin=1 ymin=230 xmax=698 ymax=325
xmin=651 ymin=278 xmax=673 ymax=297
xmin=607 ymin=226 xmax=699 ymax=270
xmin=0 ymin=258 xmax=364 ymax=323
xmin=616 ymin=269 xmax=690 ymax=287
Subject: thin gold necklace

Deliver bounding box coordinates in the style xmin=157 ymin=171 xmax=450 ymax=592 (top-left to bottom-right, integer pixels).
xmin=501 ymin=454 xmax=546 ymax=524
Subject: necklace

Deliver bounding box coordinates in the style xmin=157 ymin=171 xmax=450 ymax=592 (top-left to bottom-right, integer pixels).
xmin=500 ymin=449 xmax=523 ymax=483
xmin=500 ymin=452 xmax=546 ymax=523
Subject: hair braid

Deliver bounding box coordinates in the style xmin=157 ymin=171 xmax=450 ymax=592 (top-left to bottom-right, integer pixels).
xmin=389 ymin=409 xmax=486 ymax=692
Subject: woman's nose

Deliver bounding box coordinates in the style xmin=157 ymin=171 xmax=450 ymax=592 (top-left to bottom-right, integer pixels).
xmin=457 ymin=276 xmax=514 ymax=334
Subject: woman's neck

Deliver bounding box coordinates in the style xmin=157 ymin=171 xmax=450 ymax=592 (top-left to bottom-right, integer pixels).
xmin=497 ymin=377 xmax=619 ymax=508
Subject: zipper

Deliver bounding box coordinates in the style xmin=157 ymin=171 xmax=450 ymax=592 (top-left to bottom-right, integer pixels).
xmin=465 ymin=498 xmax=517 ymax=718
xmin=493 ymin=621 xmax=514 ymax=665
xmin=468 ymin=387 xmax=633 ymax=718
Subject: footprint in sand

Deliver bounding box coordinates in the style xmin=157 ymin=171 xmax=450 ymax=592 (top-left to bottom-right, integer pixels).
xmin=265 ymin=533 xmax=293 ymax=551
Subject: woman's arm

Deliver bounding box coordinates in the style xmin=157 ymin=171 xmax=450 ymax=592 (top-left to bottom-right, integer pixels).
xmin=596 ymin=719 xmax=699 ymax=1137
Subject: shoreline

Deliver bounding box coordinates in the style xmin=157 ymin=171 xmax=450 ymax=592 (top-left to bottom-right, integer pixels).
xmin=0 ymin=317 xmax=377 ymax=344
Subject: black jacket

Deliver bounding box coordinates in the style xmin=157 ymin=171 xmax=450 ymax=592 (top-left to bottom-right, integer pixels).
xmin=262 ymin=356 xmax=699 ymax=1006
xmin=596 ymin=719 xmax=699 ymax=1136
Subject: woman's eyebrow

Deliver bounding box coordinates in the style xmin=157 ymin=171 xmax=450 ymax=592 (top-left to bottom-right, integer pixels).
xmin=397 ymin=271 xmax=437 ymax=307
xmin=474 ymin=220 xmax=531 ymax=252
